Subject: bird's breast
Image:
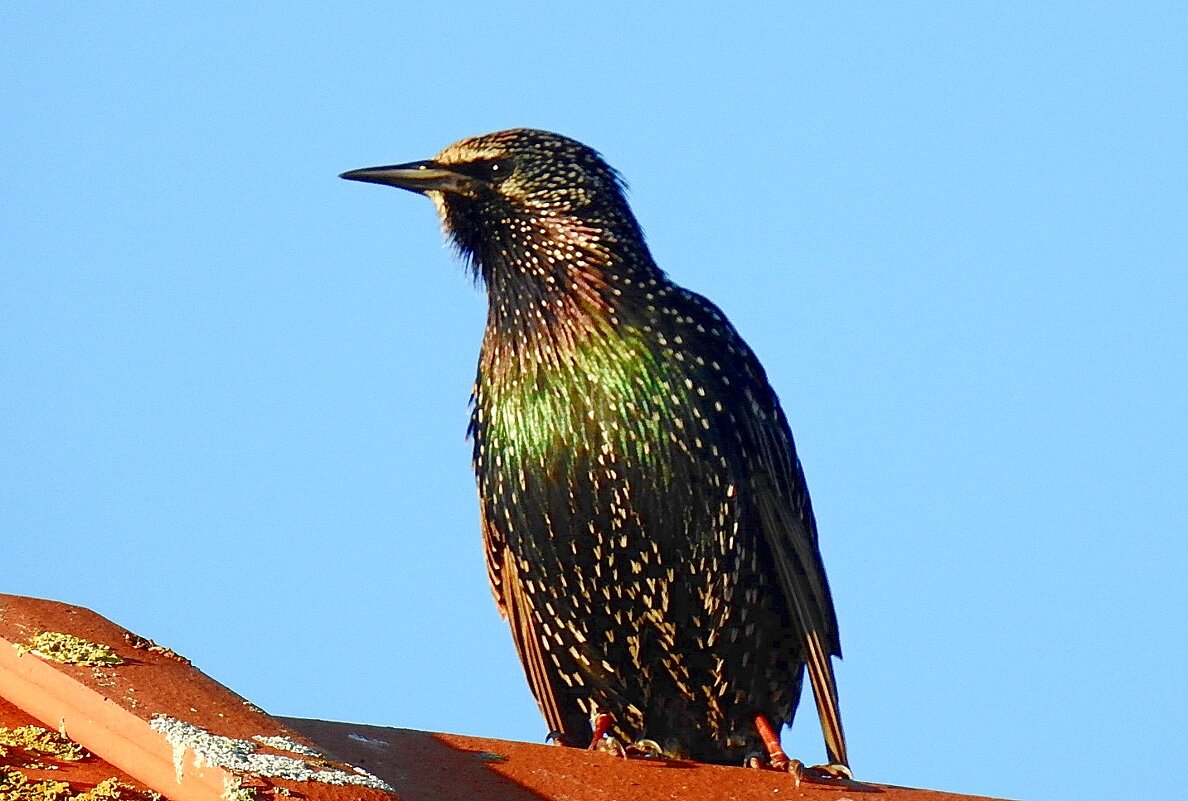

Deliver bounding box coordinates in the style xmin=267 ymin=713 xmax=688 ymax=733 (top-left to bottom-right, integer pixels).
xmin=482 ymin=328 xmax=635 ymax=445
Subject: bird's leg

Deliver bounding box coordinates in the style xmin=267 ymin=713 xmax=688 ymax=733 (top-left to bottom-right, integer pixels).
xmin=588 ymin=711 xmax=614 ymax=748
xmin=587 ymin=711 xmax=626 ymax=757
xmin=586 ymin=711 xmax=662 ymax=758
xmin=747 ymin=714 xmax=853 ymax=786
xmin=751 ymin=712 xmax=794 ymax=772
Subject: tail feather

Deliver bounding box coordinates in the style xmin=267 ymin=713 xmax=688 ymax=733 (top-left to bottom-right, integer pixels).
xmin=753 ymin=472 xmax=849 ymax=769
xmin=803 ymin=629 xmax=848 ymax=767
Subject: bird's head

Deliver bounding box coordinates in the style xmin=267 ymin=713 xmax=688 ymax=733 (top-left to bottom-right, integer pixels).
xmin=341 ymin=129 xmax=650 ymax=284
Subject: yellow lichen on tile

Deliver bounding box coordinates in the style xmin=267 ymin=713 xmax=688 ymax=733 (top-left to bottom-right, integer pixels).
xmin=0 ymin=769 xmax=161 ymax=801
xmin=75 ymin=778 xmax=160 ymax=801
xmin=0 ymin=728 xmax=87 ymax=763
xmin=16 ymin=633 xmax=123 ymax=668
xmin=0 ymin=766 xmax=71 ymax=801
xmin=220 ymin=776 xmax=261 ymax=801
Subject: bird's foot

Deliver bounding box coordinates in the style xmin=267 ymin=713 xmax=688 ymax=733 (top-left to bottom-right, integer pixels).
xmin=805 ymin=763 xmax=854 ymax=781
xmin=588 ymin=711 xmax=628 ymax=757
xmin=749 ymin=713 xmax=852 ymax=787
xmin=591 ymin=737 xmax=665 ymax=760
xmin=586 ymin=712 xmax=665 ymax=760
xmin=624 ymin=739 xmax=664 ymax=759
xmin=587 ymin=712 xmax=616 ymax=750
xmin=745 ymin=753 xmax=851 ymax=787
xmin=592 ymin=735 xmax=627 ymax=757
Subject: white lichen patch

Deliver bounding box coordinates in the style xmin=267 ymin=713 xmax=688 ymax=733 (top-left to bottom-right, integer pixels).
xmin=250 ymin=736 xmax=320 ymax=757
xmin=149 ymin=717 xmax=392 ymax=792
xmin=346 ymin=733 xmax=389 ymax=748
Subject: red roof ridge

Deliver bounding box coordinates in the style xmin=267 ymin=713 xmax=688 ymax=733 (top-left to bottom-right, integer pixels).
xmin=0 ymin=594 xmax=1015 ymax=801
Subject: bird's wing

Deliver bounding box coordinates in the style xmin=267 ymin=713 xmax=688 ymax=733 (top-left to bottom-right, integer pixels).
xmin=481 ymin=508 xmax=570 ymax=738
xmin=481 ymin=503 xmax=511 ymax=617
xmin=746 ymin=397 xmax=849 ymax=769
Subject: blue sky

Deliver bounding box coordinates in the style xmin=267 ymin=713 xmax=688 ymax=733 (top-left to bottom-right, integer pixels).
xmin=4 ymin=5 xmax=1185 ymax=800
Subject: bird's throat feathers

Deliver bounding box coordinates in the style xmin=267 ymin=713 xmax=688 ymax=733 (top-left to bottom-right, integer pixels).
xmin=443 ymin=199 xmax=658 ymax=353
xmin=460 ymin=203 xmax=685 ymax=466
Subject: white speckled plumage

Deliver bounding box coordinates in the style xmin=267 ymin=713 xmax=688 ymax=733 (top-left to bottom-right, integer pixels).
xmin=344 ymin=129 xmax=848 ymax=768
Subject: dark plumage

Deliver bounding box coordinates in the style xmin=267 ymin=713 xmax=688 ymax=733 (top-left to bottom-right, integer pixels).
xmin=341 ymin=129 xmax=849 ymax=772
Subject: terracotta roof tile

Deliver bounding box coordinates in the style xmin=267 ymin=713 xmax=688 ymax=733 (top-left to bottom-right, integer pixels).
xmin=1 ymin=696 xmax=160 ymax=800
xmin=0 ymin=595 xmax=1014 ymax=801
xmin=0 ymin=595 xmax=391 ymax=801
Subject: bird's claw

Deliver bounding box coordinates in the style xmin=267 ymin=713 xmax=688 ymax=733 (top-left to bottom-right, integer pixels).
xmin=745 ymin=754 xmax=851 ymax=788
xmin=624 ymin=739 xmax=664 ymax=759
xmin=592 ymin=735 xmax=627 ymax=757
xmin=806 ymin=762 xmax=853 ymax=781
xmin=586 ymin=711 xmax=665 ymax=760
xmin=593 ymin=737 xmax=665 ymax=760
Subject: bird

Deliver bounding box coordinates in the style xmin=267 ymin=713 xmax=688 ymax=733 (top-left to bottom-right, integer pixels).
xmin=341 ymin=128 xmax=850 ymax=779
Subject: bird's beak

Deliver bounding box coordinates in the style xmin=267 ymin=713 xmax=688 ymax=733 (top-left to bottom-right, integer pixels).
xmin=339 ymin=160 xmax=472 ymax=195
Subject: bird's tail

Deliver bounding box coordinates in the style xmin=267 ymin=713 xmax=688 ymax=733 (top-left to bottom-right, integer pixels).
xmin=752 ymin=471 xmax=849 ymax=770
xmin=803 ymin=629 xmax=848 ymax=768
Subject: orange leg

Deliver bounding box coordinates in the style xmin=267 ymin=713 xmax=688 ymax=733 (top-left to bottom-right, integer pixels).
xmin=750 ymin=713 xmax=853 ymax=785
xmin=753 ymin=713 xmax=793 ymax=771
xmin=588 ymin=712 xmax=615 ymax=749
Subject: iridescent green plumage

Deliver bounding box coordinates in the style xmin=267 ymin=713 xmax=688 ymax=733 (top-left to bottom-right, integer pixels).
xmin=342 ymin=129 xmax=849 ymax=771
xmin=479 ymin=331 xmax=676 ymax=467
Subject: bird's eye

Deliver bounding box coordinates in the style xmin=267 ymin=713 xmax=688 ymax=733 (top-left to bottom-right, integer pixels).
xmin=456 ymin=158 xmax=516 ymax=184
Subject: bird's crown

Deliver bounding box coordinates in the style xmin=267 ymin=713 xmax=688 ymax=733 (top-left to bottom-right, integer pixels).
xmin=431 ymin=128 xmax=626 ymax=215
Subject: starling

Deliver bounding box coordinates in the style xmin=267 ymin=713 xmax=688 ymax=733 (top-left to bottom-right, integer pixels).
xmin=341 ymin=129 xmax=849 ymax=776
